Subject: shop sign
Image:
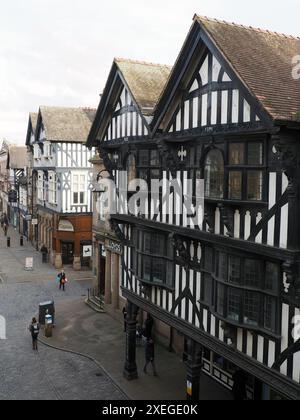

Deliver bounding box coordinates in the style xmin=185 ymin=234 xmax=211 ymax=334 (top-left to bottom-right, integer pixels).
xmin=83 ymin=245 xmax=93 ymax=257
xmin=58 ymin=220 xmax=74 ymax=232
xmin=32 ymin=219 xmax=38 ymax=226
xmin=107 ymin=240 xmax=122 ymax=254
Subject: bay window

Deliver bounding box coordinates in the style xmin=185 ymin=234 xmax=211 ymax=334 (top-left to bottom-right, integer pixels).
xmin=200 ymin=246 xmax=280 ymax=334
xmin=134 ymin=230 xmax=174 ymax=288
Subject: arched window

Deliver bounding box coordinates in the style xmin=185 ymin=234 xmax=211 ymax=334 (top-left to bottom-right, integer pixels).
xmin=126 ymin=154 xmax=136 ymax=184
xmin=204 ymin=149 xmax=224 ymax=199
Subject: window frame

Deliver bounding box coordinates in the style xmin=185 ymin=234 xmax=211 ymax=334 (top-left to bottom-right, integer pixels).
xmin=71 ymin=172 xmax=87 ymax=206
xmin=133 ymin=229 xmax=174 ymax=289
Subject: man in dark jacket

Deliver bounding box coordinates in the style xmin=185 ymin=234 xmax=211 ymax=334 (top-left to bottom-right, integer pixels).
xmin=143 ymin=339 xmax=158 ymax=376
xmin=144 ymin=314 xmax=154 ymax=339
xmin=29 ymin=318 xmax=40 ymax=351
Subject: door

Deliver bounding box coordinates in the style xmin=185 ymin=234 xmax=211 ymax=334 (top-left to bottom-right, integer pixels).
xmin=62 ymin=242 xmax=74 ymax=265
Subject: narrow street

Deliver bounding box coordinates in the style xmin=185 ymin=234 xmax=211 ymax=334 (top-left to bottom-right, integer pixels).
xmin=0 ymin=228 xmax=126 ymax=400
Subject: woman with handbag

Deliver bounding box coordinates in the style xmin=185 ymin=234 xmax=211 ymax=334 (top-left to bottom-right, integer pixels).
xmin=57 ymin=269 xmax=67 ymax=292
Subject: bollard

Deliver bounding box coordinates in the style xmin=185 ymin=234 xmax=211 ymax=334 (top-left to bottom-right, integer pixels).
xmin=7 ymin=237 xmax=10 ymax=248
xmin=20 ymin=235 xmax=24 ymax=247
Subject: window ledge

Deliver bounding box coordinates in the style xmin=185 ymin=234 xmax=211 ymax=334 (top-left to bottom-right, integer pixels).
xmin=136 ymin=276 xmax=175 ymax=292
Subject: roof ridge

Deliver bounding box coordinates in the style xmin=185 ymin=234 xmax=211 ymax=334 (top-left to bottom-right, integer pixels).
xmin=115 ymin=57 xmax=172 ymax=69
xmin=194 ymin=14 xmax=300 ymax=40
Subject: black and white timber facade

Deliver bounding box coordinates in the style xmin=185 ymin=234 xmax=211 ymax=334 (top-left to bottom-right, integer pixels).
xmin=88 ymin=16 xmax=300 ymax=400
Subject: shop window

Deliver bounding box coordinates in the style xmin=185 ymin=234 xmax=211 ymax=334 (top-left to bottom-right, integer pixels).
xmin=228 ymin=256 xmax=241 ymax=284
xmin=243 ymin=292 xmax=260 ymax=326
xmin=135 ymin=230 xmax=174 ymax=288
xmin=126 ymin=154 xmax=136 ymax=184
xmin=229 ymin=171 xmax=242 ymax=200
xmin=247 ymin=171 xmax=263 ymax=201
xmin=247 ymin=143 xmax=263 ymax=165
xmin=214 ymin=253 xmax=279 ymax=334
xmin=229 ymin=143 xmax=244 ymax=165
xmin=204 ymin=149 xmax=224 ymax=199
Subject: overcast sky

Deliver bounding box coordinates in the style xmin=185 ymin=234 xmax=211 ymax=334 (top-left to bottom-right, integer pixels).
xmin=1 ymin=0 xmax=300 ymax=143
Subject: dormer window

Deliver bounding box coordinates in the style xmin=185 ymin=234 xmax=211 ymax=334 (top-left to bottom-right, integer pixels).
xmin=44 ymin=142 xmax=52 ymax=159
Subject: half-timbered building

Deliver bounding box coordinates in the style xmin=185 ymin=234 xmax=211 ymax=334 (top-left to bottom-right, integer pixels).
xmin=32 ymin=106 xmax=96 ymax=270
xmin=25 ymin=112 xmax=39 ymax=244
xmin=88 ymin=16 xmax=300 ymax=400
xmin=88 ymin=58 xmax=171 ymax=314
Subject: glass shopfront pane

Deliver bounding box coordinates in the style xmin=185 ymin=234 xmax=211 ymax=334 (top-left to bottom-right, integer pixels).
xmin=139 ymin=150 xmax=149 ymax=166
xmin=264 ymin=296 xmax=276 ymax=331
xmin=228 ymin=256 xmax=241 ymax=284
xmin=166 ymin=261 xmax=174 ymax=288
xmin=217 ymin=284 xmax=225 ymax=316
xmin=152 ymin=258 xmax=164 ymax=283
xmin=150 ymin=169 xmax=160 ymax=180
xmin=229 ymin=171 xmax=242 ymax=200
xmin=244 ymin=292 xmax=260 ymax=326
xmin=143 ymin=256 xmax=151 ymax=281
xmin=245 ymin=259 xmax=261 ymax=287
xmin=265 ymin=262 xmax=279 ymax=292
xmin=152 ymin=233 xmax=165 ymax=255
xmin=227 ymin=288 xmax=241 ymax=322
xmin=138 ymin=169 xmax=148 ymax=181
xmin=229 ymin=143 xmax=244 ymax=165
xmin=218 ymin=253 xmax=228 ymax=280
xmin=247 ymin=171 xmax=263 ymax=201
xmin=248 ymin=143 xmax=263 ymax=165
xmin=204 ymin=149 xmax=224 ymax=199
xmin=143 ymin=233 xmax=151 ymax=253
xmin=150 ymin=150 xmax=160 ymax=166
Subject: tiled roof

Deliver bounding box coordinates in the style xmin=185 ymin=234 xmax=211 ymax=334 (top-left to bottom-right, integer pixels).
xmin=115 ymin=58 xmax=172 ymax=116
xmin=39 ymin=106 xmax=97 ymax=142
xmin=194 ymin=15 xmax=300 ymax=121
xmin=8 ymin=146 xmax=28 ymax=169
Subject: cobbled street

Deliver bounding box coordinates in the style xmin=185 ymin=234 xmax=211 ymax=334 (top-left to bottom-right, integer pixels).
xmin=0 ymin=230 xmax=126 ymax=400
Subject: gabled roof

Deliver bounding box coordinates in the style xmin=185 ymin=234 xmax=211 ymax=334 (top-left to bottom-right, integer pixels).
xmin=153 ymin=15 xmax=300 ymax=129
xmin=194 ymin=15 xmax=300 ymax=122
xmin=115 ymin=58 xmax=172 ymax=116
xmin=26 ymin=112 xmax=38 ymax=146
xmin=38 ymin=106 xmax=97 ymax=143
xmin=87 ymin=58 xmax=171 ymax=147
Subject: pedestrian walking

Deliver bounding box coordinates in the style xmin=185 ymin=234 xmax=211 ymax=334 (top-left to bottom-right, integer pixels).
xmin=232 ymin=369 xmax=247 ymax=401
xmin=29 ymin=317 xmax=40 ymax=351
xmin=143 ymin=338 xmax=158 ymax=376
xmin=144 ymin=314 xmax=154 ymax=339
xmin=57 ymin=269 xmax=67 ymax=292
xmin=122 ymin=306 xmax=128 ymax=332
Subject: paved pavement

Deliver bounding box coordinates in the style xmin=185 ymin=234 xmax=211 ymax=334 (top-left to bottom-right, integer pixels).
xmin=0 ymin=227 xmax=232 ymax=400
xmin=0 ymin=227 xmax=126 ymax=400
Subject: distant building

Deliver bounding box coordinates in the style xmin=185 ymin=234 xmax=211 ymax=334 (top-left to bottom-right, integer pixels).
xmin=31 ymin=106 xmax=96 ymax=270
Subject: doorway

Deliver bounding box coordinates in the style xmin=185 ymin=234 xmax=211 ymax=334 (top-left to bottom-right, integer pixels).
xmin=62 ymin=242 xmax=74 ymax=265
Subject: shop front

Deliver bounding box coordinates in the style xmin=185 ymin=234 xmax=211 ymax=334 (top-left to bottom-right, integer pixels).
xmin=53 ymin=215 xmax=92 ymax=271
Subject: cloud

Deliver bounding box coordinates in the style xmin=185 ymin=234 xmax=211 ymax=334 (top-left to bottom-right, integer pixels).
xmin=1 ymin=0 xmax=300 ymax=143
